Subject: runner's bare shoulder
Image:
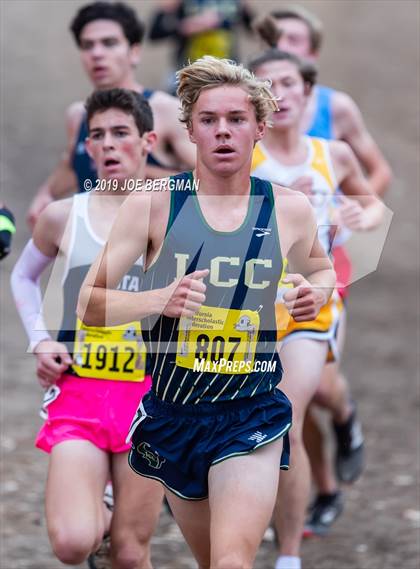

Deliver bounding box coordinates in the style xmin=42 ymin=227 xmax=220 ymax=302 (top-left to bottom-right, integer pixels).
xmin=329 ymin=139 xmax=353 ymax=163
xmin=272 ymin=183 xmax=312 ymax=216
xmin=150 ymin=178 xmax=172 ymax=225
xmin=37 ymin=198 xmax=73 ymax=227
xmin=331 ymin=90 xmax=365 ymax=138
xmin=65 ymin=101 xmax=86 ymax=141
xmin=328 ymin=139 xmax=358 ymax=182
xmin=271 ymin=183 xmax=319 ymax=259
xmin=148 ymin=90 xmax=179 ymax=121
xmin=271 ymin=183 xmax=315 ymax=233
xmin=33 ymin=198 xmax=74 ymax=254
xmin=119 ymin=181 xmax=170 ymax=227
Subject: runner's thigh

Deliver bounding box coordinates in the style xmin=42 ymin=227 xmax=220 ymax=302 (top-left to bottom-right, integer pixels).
xmin=165 ymin=492 xmax=211 ymax=569
xmin=110 ymin=451 xmax=164 ymax=546
xmin=46 ymin=440 xmax=109 ymax=543
xmin=279 ymin=339 xmax=328 ymax=415
xmin=208 ymin=438 xmax=283 ymax=563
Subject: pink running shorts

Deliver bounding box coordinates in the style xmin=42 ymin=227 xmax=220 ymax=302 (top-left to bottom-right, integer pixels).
xmin=36 ymin=373 xmax=152 ymax=454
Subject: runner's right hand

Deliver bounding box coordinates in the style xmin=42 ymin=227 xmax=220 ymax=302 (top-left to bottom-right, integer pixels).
xmin=161 ymin=269 xmax=209 ymax=319
xmin=33 ymin=340 xmax=72 ymax=388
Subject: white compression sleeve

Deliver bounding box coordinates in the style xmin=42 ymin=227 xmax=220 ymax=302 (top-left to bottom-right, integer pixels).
xmin=10 ymin=239 xmax=55 ymax=351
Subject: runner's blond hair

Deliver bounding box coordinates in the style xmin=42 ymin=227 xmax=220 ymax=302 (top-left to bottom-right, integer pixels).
xmin=176 ymin=56 xmax=278 ymax=128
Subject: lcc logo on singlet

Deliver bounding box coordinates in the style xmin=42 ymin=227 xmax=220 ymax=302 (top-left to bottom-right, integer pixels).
xmin=175 ymin=253 xmax=273 ymax=289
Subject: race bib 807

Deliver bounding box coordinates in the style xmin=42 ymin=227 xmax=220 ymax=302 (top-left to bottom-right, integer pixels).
xmin=176 ymin=306 xmax=260 ymax=375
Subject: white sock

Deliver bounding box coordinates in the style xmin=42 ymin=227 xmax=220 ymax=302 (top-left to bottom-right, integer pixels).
xmin=275 ymin=555 xmax=301 ymax=569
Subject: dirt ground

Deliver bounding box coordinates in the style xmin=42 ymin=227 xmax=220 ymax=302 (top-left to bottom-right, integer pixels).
xmin=1 ymin=1 xmax=419 ymax=568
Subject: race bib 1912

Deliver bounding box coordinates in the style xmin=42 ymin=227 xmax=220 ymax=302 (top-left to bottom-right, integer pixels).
xmin=73 ymin=318 xmax=146 ymax=382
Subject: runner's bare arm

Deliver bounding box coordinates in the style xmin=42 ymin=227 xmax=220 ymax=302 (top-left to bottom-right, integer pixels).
xmin=26 ymin=103 xmax=84 ymax=229
xmin=331 ymin=140 xmax=384 ymax=230
xmin=77 ymin=191 xmax=207 ymax=326
xmin=275 ymin=187 xmax=335 ymax=319
xmin=32 ymin=200 xmax=72 ymax=257
xmin=332 ymin=91 xmax=392 ymax=197
xmin=77 ymin=192 xmax=152 ymax=326
xmin=49 ymin=102 xmax=85 ymax=200
xmin=155 ymin=92 xmax=196 ymax=169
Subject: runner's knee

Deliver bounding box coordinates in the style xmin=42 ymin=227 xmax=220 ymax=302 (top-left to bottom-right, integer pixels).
xmin=288 ymin=424 xmax=306 ymax=449
xmin=314 ymin=376 xmax=344 ymax=410
xmin=212 ymin=552 xmax=250 ymax=569
xmin=49 ymin=524 xmax=101 ymax=564
xmin=112 ymin=524 xmax=154 ymax=569
xmin=112 ymin=542 xmax=151 ymax=569
xmin=313 ymin=383 xmax=332 ymax=408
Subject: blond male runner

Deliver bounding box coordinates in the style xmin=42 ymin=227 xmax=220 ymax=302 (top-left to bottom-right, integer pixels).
xmin=12 ymin=90 xmax=163 ymax=569
xmin=78 ymin=56 xmax=336 ymax=569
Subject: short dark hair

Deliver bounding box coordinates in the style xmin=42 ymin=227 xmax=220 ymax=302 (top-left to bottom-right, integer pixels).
xmin=70 ymin=2 xmax=145 ymax=46
xmin=85 ymin=89 xmax=154 ymax=136
xmin=248 ymin=49 xmax=317 ymax=89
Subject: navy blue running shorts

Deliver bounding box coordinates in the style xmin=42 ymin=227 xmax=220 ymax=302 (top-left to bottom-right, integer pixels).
xmin=128 ymin=389 xmax=292 ymax=500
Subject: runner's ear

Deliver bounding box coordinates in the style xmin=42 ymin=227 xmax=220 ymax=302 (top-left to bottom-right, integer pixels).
xmin=142 ymin=131 xmax=157 ymax=155
xmin=255 ymin=121 xmax=266 ymax=143
xmin=187 ymin=122 xmax=196 ymax=144
xmin=303 ymin=82 xmax=313 ymax=97
xmin=129 ymin=43 xmax=141 ymax=68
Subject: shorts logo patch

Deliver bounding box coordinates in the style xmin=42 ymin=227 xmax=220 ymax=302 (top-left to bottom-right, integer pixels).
xmin=248 ymin=430 xmax=267 ymax=443
xmin=137 ymin=442 xmax=166 ymax=469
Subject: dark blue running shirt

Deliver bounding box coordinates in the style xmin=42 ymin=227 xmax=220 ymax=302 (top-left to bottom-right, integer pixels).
xmin=141 ymin=172 xmax=284 ymax=404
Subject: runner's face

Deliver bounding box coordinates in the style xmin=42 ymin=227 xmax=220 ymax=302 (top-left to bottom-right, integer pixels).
xmin=254 ymin=60 xmax=308 ymax=130
xmin=86 ymin=109 xmax=148 ymax=182
xmin=189 ymin=86 xmax=265 ymax=177
xmin=275 ymin=18 xmax=315 ymax=60
xmin=79 ymin=20 xmax=139 ymax=89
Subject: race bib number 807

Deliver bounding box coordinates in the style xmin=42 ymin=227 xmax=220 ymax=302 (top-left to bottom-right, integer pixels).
xmin=176 ymin=306 xmax=260 ymax=375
